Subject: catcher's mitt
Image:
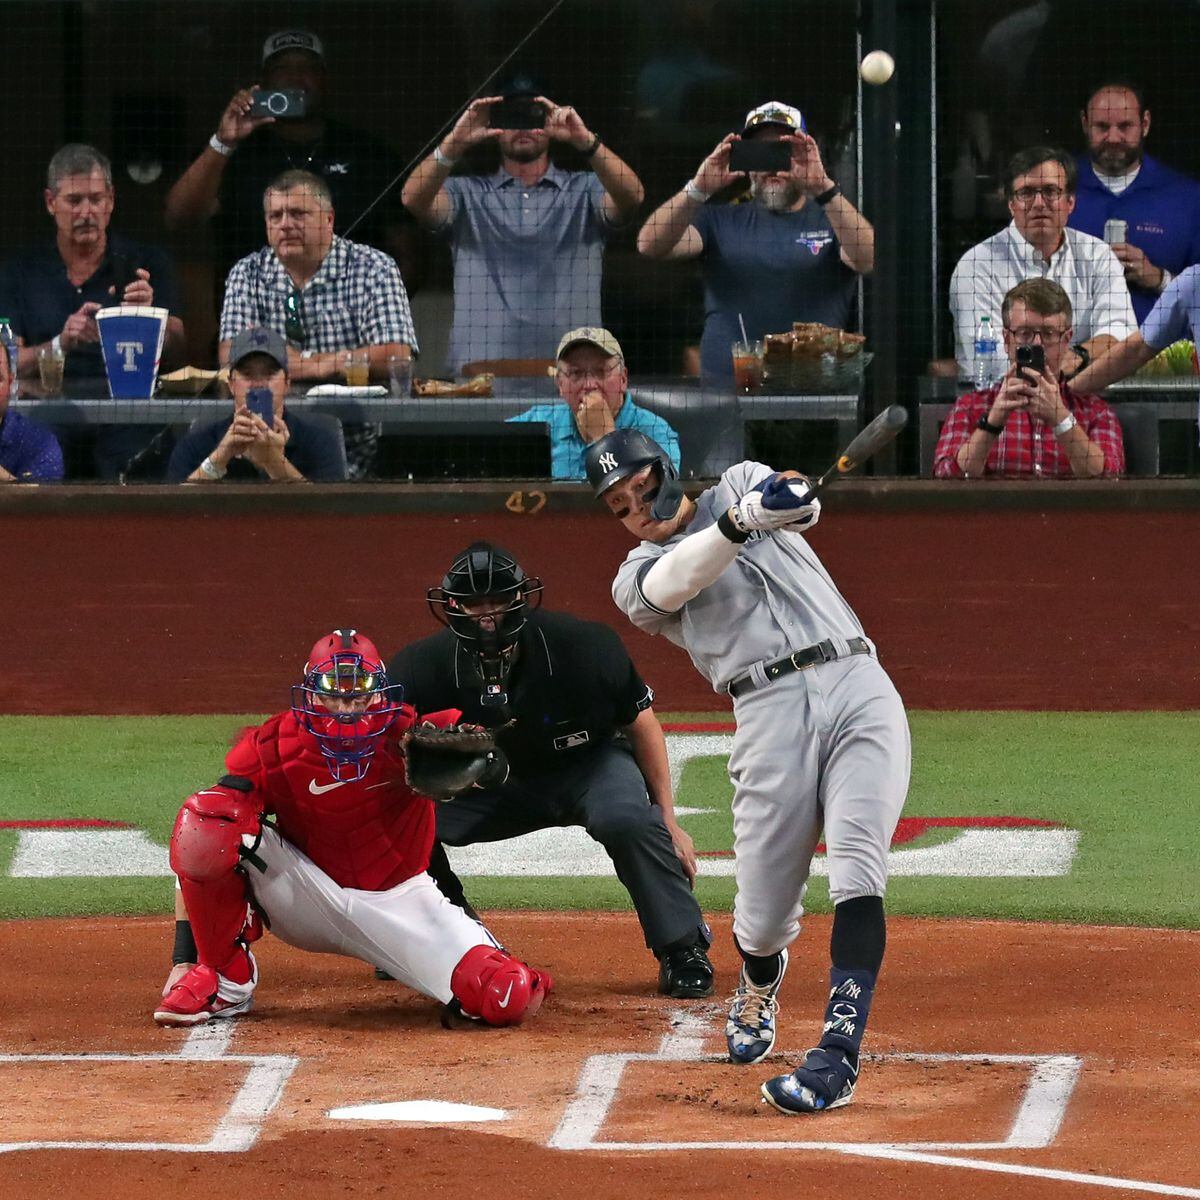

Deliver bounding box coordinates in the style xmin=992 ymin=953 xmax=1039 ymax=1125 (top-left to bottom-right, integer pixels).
xmin=403 ymin=723 xmax=508 ymax=801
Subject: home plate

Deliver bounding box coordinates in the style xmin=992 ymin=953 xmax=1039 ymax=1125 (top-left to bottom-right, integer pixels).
xmin=327 ymin=1101 xmax=508 ymax=1123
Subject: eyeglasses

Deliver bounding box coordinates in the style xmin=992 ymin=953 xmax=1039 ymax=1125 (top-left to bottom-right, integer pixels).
xmin=557 ymin=362 xmax=622 ymax=384
xmin=1011 ymin=185 xmax=1066 ymax=205
xmin=284 ymin=289 xmax=307 ymax=348
xmin=1004 ymin=326 xmax=1070 ymax=345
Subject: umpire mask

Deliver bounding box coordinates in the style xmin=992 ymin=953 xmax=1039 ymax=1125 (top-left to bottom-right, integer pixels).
xmin=427 ymin=542 xmax=544 ymax=707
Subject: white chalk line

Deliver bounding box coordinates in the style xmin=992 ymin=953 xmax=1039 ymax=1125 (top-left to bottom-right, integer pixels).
xmin=549 ymin=1010 xmax=1199 ymax=1197
xmin=0 ymin=1022 xmax=297 ymax=1154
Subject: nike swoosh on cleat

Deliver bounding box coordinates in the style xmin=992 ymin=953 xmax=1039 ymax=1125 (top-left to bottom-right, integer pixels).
xmin=309 ymin=779 xmax=349 ymax=795
xmin=497 ymin=981 xmax=514 ymax=1008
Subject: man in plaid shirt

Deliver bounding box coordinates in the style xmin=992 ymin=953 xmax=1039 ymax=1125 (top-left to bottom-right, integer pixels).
xmin=219 ymin=169 xmax=417 ymax=477
xmin=934 ymin=279 xmax=1124 ymax=479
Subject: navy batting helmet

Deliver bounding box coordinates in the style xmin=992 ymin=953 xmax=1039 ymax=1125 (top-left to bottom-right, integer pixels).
xmin=584 ymin=429 xmax=684 ymax=522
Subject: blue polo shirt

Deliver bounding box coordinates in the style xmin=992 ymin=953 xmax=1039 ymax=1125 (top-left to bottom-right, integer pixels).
xmin=0 ymin=234 xmax=182 ymax=379
xmin=508 ymin=393 xmax=681 ymax=480
xmin=437 ymin=166 xmax=617 ymax=372
xmin=691 ymin=199 xmax=858 ymax=382
xmin=0 ymin=410 xmax=64 ymax=481
xmin=1069 ymin=154 xmax=1200 ymax=322
xmin=166 ymin=409 xmax=347 ymax=483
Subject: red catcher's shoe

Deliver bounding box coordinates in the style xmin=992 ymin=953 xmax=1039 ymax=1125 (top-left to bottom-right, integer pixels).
xmin=153 ymin=956 xmax=257 ymax=1026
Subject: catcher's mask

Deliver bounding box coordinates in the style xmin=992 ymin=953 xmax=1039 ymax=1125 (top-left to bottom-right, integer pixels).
xmin=584 ymin=429 xmax=683 ymax=522
xmin=427 ymin=542 xmax=543 ymax=706
xmin=290 ymin=629 xmax=405 ymax=781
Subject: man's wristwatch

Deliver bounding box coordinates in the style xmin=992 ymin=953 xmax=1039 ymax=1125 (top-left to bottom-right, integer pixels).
xmin=580 ymin=133 xmax=602 ymax=158
xmin=1053 ymin=411 xmax=1078 ymax=437
xmin=1068 ymin=343 xmax=1091 ymax=377
xmin=199 ymin=456 xmax=227 ymax=480
xmin=814 ymin=183 xmax=842 ymax=205
xmin=977 ymin=414 xmax=1005 ymax=436
xmin=684 ymin=180 xmax=711 ymax=204
xmin=209 ymin=133 xmax=234 ymax=157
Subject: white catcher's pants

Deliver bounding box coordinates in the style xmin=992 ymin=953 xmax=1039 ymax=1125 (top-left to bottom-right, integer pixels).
xmin=244 ymin=824 xmax=497 ymax=1003
xmin=728 ymin=653 xmax=910 ymax=957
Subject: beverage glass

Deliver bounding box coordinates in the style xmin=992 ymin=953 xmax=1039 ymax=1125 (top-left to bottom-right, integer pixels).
xmin=344 ymin=348 xmax=371 ymax=387
xmin=386 ymin=354 xmax=412 ymax=398
xmin=38 ymin=344 xmax=66 ymax=393
xmin=731 ymin=340 xmax=764 ymax=393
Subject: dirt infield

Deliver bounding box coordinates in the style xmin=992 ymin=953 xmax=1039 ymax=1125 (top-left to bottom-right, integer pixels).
xmin=2 ymin=508 xmax=1199 ymax=714
xmin=1 ymin=912 xmax=1197 ymax=1198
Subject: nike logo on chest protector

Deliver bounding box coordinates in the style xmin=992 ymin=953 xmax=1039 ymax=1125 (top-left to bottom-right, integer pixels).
xmin=309 ymin=778 xmax=350 ymax=795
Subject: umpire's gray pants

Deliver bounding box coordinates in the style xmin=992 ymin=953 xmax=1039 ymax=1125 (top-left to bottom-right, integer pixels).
xmin=728 ymin=653 xmax=910 ymax=958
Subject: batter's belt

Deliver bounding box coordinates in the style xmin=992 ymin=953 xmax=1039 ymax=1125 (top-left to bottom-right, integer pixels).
xmin=726 ymin=637 xmax=871 ymax=700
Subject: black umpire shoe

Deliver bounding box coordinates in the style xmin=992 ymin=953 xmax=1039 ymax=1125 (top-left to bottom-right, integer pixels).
xmin=658 ymin=943 xmax=716 ymax=998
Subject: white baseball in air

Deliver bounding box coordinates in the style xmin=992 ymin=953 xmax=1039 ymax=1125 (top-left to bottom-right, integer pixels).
xmin=860 ymin=50 xmax=895 ymax=85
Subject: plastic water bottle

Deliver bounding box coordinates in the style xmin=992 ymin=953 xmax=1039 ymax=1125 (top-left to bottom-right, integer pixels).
xmin=973 ymin=315 xmax=1000 ymax=390
xmin=0 ymin=318 xmax=17 ymax=399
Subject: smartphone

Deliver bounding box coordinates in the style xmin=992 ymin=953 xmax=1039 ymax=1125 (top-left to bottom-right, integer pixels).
xmin=489 ymin=98 xmax=546 ymax=130
xmin=728 ymin=138 xmax=792 ymax=174
xmin=1103 ymin=218 xmax=1128 ymax=245
xmin=109 ymin=253 xmax=137 ymax=299
xmin=249 ymin=88 xmax=309 ymax=119
xmin=246 ymin=387 xmax=275 ymax=425
xmin=1015 ymin=344 xmax=1045 ymax=380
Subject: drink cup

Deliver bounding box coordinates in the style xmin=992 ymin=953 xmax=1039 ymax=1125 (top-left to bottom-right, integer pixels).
xmin=731 ymin=340 xmax=764 ymax=393
xmin=95 ymin=305 xmax=168 ymax=399
xmin=37 ymin=343 xmax=66 ymax=393
xmin=1103 ymin=218 xmax=1128 ymax=245
xmin=386 ymin=354 xmax=412 ymax=398
xmin=344 ymin=348 xmax=371 ymax=387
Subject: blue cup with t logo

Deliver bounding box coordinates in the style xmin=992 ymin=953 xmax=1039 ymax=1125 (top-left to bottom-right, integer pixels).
xmin=96 ymin=305 xmax=168 ymax=399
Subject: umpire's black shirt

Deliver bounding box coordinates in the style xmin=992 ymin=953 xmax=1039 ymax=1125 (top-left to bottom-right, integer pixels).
xmin=389 ymin=610 xmax=654 ymax=780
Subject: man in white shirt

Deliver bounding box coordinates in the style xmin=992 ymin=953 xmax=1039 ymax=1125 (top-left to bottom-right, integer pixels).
xmin=949 ymin=146 xmax=1135 ymax=380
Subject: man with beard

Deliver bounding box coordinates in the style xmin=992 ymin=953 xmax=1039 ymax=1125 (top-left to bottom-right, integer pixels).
xmin=637 ymin=101 xmax=873 ymax=384
xmin=402 ymin=77 xmax=644 ymax=375
xmin=1067 ymin=80 xmax=1200 ymax=323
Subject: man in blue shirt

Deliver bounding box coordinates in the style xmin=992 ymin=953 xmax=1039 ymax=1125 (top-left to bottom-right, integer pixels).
xmin=508 ymin=327 xmax=680 ymax=480
xmin=637 ymin=101 xmax=874 ymax=383
xmin=0 ymin=339 xmax=63 ymax=483
xmin=1068 ymin=80 xmax=1200 ymax=324
xmin=402 ymin=77 xmax=644 ymax=374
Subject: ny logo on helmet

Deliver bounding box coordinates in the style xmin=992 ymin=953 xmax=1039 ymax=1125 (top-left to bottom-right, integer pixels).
xmin=598 ymin=452 xmax=618 ymax=473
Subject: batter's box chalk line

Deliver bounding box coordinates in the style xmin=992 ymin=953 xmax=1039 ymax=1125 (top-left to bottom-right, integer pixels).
xmin=0 ymin=1022 xmax=298 ymax=1155
xmin=549 ymin=1011 xmax=1200 ymax=1199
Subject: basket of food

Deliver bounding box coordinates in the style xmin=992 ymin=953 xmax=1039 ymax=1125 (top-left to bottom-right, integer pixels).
xmin=762 ymin=323 xmax=871 ymax=393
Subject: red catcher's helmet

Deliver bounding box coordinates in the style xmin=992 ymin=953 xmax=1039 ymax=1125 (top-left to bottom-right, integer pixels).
xmin=290 ymin=629 xmax=404 ymax=780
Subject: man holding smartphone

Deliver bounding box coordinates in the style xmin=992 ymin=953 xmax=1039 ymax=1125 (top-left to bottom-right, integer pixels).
xmin=167 ymin=326 xmax=346 ymax=483
xmin=933 ymin=280 xmax=1124 ymax=479
xmin=402 ymin=75 xmax=644 ymax=375
xmin=636 ymin=101 xmax=874 ymax=383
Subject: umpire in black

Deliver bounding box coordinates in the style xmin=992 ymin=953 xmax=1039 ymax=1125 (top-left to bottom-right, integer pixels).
xmin=389 ymin=541 xmax=714 ymax=998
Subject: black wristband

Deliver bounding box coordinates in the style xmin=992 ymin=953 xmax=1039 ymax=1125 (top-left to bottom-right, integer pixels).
xmin=977 ymin=415 xmax=1004 ymax=436
xmin=814 ymin=183 xmax=842 ymax=205
xmin=581 ymin=133 xmax=601 ymax=159
xmin=718 ymin=509 xmax=752 ymax=543
xmin=173 ymin=919 xmax=198 ymax=966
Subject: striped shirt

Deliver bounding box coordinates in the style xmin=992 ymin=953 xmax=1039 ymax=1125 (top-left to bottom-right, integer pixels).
xmin=932 ymin=383 xmax=1125 ymax=479
xmin=219 ymin=235 xmax=417 ymax=353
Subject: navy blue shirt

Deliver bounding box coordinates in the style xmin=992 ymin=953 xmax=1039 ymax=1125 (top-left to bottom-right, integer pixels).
xmin=166 ymin=409 xmax=347 ymax=483
xmin=1069 ymin=154 xmax=1200 ymax=323
xmin=0 ymin=410 xmax=64 ymax=481
xmin=0 ymin=234 xmax=182 ymax=380
xmin=691 ymin=199 xmax=858 ymax=382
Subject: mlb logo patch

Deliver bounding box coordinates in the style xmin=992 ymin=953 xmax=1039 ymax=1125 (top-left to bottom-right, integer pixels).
xmin=553 ymin=730 xmax=590 ymax=750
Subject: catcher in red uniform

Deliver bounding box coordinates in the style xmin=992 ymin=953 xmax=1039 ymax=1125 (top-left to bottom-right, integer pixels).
xmin=154 ymin=629 xmax=552 ymax=1028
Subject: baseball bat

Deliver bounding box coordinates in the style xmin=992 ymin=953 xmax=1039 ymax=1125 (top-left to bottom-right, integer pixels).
xmin=805 ymin=404 xmax=908 ymax=497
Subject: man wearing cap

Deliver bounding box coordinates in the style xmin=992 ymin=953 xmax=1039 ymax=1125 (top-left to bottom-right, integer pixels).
xmin=166 ymin=326 xmax=347 ymax=483
xmin=508 ymin=326 xmax=680 ymax=480
xmin=637 ymin=101 xmax=874 ymax=384
xmin=402 ymin=77 xmax=644 ymax=374
xmin=165 ymin=30 xmax=423 ymax=297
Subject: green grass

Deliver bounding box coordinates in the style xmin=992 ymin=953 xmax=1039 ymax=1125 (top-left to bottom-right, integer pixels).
xmin=1 ymin=712 xmax=1197 ymax=927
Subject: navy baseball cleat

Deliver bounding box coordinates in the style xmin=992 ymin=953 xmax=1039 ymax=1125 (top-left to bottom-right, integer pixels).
xmin=761 ymin=1046 xmax=859 ymax=1114
xmin=658 ymin=943 xmax=715 ymax=998
xmin=725 ymin=948 xmax=788 ymax=1065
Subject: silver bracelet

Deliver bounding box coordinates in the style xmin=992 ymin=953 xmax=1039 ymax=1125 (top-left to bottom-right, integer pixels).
xmin=208 ymin=133 xmax=234 ymax=157
xmin=1052 ymin=412 xmax=1078 ymax=437
xmin=199 ymin=456 xmax=226 ymax=480
xmin=684 ymin=180 xmax=711 ymax=204
xmin=433 ymin=146 xmax=458 ymax=169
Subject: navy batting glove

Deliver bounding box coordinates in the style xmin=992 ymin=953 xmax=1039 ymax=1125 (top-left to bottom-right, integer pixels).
xmin=760 ymin=472 xmax=815 ymax=510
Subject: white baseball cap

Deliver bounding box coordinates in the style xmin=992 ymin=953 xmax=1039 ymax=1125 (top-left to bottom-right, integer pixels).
xmin=556 ymin=326 xmax=624 ymax=361
xmin=262 ymin=30 xmax=325 ymax=64
xmin=742 ymin=101 xmax=806 ymax=135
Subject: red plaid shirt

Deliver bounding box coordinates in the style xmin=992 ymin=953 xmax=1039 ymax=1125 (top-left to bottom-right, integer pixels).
xmin=933 ymin=382 xmax=1125 ymax=479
